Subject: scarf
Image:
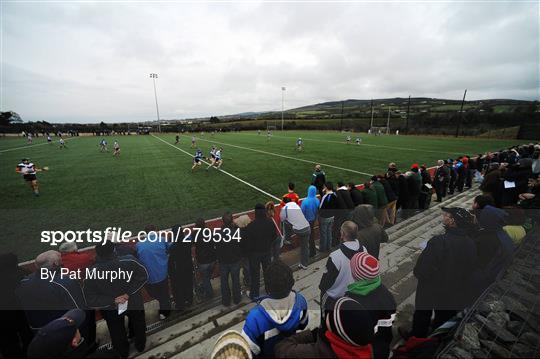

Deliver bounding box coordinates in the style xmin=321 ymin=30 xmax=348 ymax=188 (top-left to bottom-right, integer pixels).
xmin=346 ymin=276 xmax=381 ymax=296
xmin=325 ymin=330 xmax=373 ymax=359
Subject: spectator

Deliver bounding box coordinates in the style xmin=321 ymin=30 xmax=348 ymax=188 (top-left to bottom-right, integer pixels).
xmin=83 ymin=241 xmax=148 ymax=358
xmin=409 ymin=208 xmax=477 ymax=338
xmin=500 ymin=159 xmax=533 ymax=207
xmin=388 ymin=162 xmax=398 ymax=173
xmin=301 ymin=185 xmax=320 ymax=257
xmin=405 ymin=171 xmax=420 ymax=214
xmin=59 ymin=242 xmax=94 ymax=272
xmin=17 ymin=250 xmax=86 ymax=330
xmin=370 ymin=176 xmax=389 ymax=226
xmin=311 ymin=165 xmax=327 ymax=197
xmin=27 ymin=309 xmax=90 ymax=358
xmin=477 ymin=205 xmax=515 ymax=255
xmin=480 ymin=162 xmax=502 ymax=204
xmin=216 ymin=212 xmax=242 ymax=306
xmin=266 ymin=201 xmax=284 ymax=259
xmin=347 ymin=182 xmax=364 ymax=206
xmin=136 ymin=225 xmax=172 ymax=319
xmin=346 ymin=252 xmax=396 ymax=359
xmin=419 ymin=165 xmax=433 ymax=210
xmin=434 ymin=160 xmax=448 ymax=202
xmin=319 ymin=182 xmax=338 ymax=252
xmin=0 ymin=253 xmax=33 ymax=358
xmin=319 ymin=221 xmax=366 ymax=310
xmin=351 ymin=204 xmax=388 ymax=259
xmin=396 ymin=171 xmax=410 ymax=216
xmin=472 ymin=194 xmax=495 ymax=211
xmin=235 ymin=215 xmax=253 ymax=295
xmin=361 ymin=181 xmax=378 ymax=208
xmin=280 ymin=182 xmax=300 ymax=206
xmin=334 ymin=182 xmax=355 ymax=247
xmin=243 ymin=204 xmax=277 ymax=300
xmin=455 ymin=158 xmax=466 ymax=193
xmin=194 ymin=218 xmax=217 ymax=300
xmin=274 ymin=297 xmax=375 ymax=358
xmin=281 ymin=197 xmax=311 ymax=269
xmin=168 ymin=225 xmax=194 ymax=311
xmin=447 ymin=159 xmax=457 ymax=195
xmin=241 ymin=260 xmax=308 ymax=357
xmin=211 ymin=330 xmax=252 ymax=359
xmin=464 ymin=155 xmax=473 ymax=189
xmin=379 ymin=174 xmax=397 ymax=225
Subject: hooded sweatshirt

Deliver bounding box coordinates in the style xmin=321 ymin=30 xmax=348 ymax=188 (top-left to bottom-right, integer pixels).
xmin=242 ymin=291 xmax=309 ymax=357
xmin=244 ymin=204 xmax=278 ymax=254
xmin=477 ymin=205 xmax=515 ymax=254
xmin=301 ymin=185 xmax=321 ymax=222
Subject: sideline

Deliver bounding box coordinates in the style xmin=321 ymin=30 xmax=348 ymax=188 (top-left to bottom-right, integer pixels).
xmin=0 ymin=136 xmax=80 ymax=153
xmin=186 ymin=135 xmax=374 ymax=177
xmin=151 ymin=134 xmax=280 ymax=201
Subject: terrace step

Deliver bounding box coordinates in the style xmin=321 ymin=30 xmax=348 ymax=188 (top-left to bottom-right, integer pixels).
xmin=131 ymin=186 xmax=481 ymax=358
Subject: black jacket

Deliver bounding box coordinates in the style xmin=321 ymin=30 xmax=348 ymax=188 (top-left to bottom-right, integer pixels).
xmin=244 ymin=212 xmax=277 ymax=254
xmin=336 ymin=188 xmax=355 ymax=210
xmin=215 ymin=223 xmax=243 ymax=264
xmin=83 ymin=254 xmax=148 ymax=311
xmin=17 ymin=269 xmax=86 ymax=329
xmin=346 ymin=285 xmax=396 ymax=359
xmin=406 ymin=175 xmax=420 ymax=198
xmin=380 ymin=179 xmax=397 ymax=203
xmin=349 ymin=187 xmax=364 ymax=206
xmin=413 ymin=227 xmax=477 ymax=310
xmin=311 ymin=170 xmax=326 ymax=189
xmin=319 ymin=192 xmax=338 ymax=218
xmin=397 ymin=175 xmax=409 ymax=207
xmin=196 ymin=237 xmax=216 ymax=265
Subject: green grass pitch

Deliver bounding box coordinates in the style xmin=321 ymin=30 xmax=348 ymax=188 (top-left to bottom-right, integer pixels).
xmin=0 ymin=131 xmax=520 ymax=260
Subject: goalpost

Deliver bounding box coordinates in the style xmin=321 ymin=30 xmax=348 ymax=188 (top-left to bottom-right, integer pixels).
xmin=369 ymin=126 xmax=390 ymax=135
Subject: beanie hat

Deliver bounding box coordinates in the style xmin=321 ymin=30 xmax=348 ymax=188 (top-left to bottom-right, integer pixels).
xmin=211 ymin=330 xmax=252 ymax=359
xmin=326 ymin=297 xmax=376 ymax=346
xmin=350 ymin=252 xmax=379 ymax=280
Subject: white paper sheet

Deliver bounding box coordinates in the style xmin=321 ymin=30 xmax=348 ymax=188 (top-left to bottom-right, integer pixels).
xmin=118 ymin=301 xmax=128 ymax=315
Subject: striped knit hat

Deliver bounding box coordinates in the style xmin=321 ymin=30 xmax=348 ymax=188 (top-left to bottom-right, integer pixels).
xmin=350 ymin=252 xmax=379 ymax=281
xmin=326 ymin=297 xmax=376 ymax=346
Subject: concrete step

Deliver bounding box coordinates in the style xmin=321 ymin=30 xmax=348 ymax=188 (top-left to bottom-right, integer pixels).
xmin=134 ymin=186 xmax=482 ymax=358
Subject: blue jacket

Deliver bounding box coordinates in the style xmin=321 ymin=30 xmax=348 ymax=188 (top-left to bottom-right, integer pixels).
xmin=242 ymin=291 xmax=309 ymax=357
xmin=136 ymin=233 xmax=172 ymax=284
xmin=301 ymin=185 xmax=320 ymax=222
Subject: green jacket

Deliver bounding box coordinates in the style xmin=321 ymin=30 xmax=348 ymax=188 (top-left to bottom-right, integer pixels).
xmin=372 ymin=181 xmax=388 ymax=207
xmin=362 ymin=187 xmax=378 ymax=208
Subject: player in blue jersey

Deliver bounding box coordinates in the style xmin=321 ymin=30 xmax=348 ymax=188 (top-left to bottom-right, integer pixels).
xmin=192 ymin=148 xmax=204 ymax=171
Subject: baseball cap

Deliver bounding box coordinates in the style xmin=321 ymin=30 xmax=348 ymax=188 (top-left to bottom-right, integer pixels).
xmin=27 ymin=309 xmax=86 ymax=358
xmin=441 ymin=207 xmax=476 ymax=227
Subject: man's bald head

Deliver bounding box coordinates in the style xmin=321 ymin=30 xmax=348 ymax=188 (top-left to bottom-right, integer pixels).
xmin=35 ymin=250 xmax=61 ymax=269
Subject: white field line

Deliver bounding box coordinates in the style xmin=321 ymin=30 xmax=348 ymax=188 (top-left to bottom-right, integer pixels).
xmin=0 ymin=136 xmax=80 ymax=153
xmin=151 ymin=134 xmax=280 ymax=201
xmin=234 ymin=132 xmax=450 ymax=155
xmin=187 ymin=135 xmax=374 ymax=177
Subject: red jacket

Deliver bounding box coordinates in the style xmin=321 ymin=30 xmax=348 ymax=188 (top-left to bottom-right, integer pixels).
xmin=61 ymin=251 xmax=95 ymax=272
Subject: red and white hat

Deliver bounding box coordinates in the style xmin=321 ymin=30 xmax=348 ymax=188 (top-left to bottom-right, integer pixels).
xmin=350 ymin=252 xmax=379 ymax=280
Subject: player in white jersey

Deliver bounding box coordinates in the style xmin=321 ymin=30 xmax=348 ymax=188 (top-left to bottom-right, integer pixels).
xmin=27 ymin=134 xmax=33 ymax=144
xmin=191 ymin=136 xmax=196 ymax=148
xmin=208 ymin=146 xmax=217 ymax=164
xmin=16 ymin=158 xmax=47 ymax=196
xmin=356 ymin=137 xmax=362 ymax=145
xmin=58 ymin=138 xmax=67 ymax=149
xmin=113 ymin=140 xmax=120 ymax=156
xmin=296 ymin=137 xmax=304 ymax=151
xmin=258 ymin=129 xmax=261 ymax=135
xmin=267 ymin=130 xmax=272 ymax=141
xmin=207 ymin=148 xmax=223 ymax=169
xmin=99 ymin=138 xmax=108 ymax=152
xmin=346 ymin=135 xmax=351 ymax=144
xmin=47 ymin=135 xmax=52 ymax=144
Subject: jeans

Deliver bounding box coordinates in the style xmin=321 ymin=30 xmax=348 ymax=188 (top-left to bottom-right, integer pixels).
xmin=198 ymin=262 xmax=215 ymax=299
xmin=248 ymin=253 xmax=271 ymax=299
xmin=146 ymin=279 xmax=171 ymax=317
xmin=319 ymin=216 xmax=334 ymax=252
xmin=219 ymin=261 xmax=241 ymax=305
xmin=308 ymin=220 xmax=316 ymax=256
xmin=294 ymin=226 xmax=311 ymax=267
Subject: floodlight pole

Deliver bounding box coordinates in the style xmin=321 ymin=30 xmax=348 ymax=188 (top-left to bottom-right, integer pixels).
xmin=370 ymin=99 xmax=374 ymax=129
xmin=455 ymin=89 xmax=467 ymax=138
xmin=405 ymin=95 xmax=411 ymax=133
xmin=340 ymin=101 xmax=344 ymax=131
xmin=150 ymin=73 xmax=161 ymax=133
xmin=281 ymin=86 xmax=286 ymax=131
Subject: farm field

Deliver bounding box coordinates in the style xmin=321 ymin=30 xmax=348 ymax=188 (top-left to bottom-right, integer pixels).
xmin=0 ymin=131 xmax=520 ymax=260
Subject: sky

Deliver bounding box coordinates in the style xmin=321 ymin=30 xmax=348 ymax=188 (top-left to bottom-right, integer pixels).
xmin=1 ymin=1 xmax=538 ymax=123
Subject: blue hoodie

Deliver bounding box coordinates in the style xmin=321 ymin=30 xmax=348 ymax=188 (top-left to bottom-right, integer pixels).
xmin=242 ymin=291 xmax=309 ymax=357
xmin=478 ymin=205 xmax=515 ymax=254
xmin=301 ymin=185 xmax=320 ymax=222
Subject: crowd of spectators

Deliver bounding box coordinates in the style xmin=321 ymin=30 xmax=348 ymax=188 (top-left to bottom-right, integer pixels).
xmin=1 ymin=143 xmax=539 ymax=358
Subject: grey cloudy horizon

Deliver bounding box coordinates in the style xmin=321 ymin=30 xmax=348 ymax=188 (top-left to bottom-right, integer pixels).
xmin=2 ymin=1 xmax=539 ymax=124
